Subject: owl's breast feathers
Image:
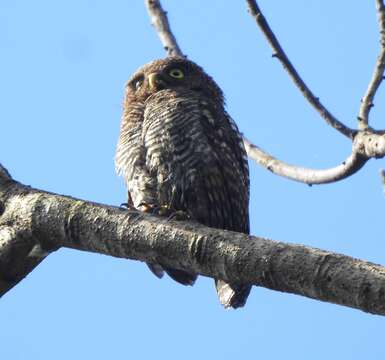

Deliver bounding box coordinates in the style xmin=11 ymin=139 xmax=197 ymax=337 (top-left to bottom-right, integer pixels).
xmin=121 ymin=88 xmax=249 ymax=234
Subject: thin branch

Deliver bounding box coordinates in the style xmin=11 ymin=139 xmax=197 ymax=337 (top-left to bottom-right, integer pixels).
xmin=1 ymin=176 xmax=385 ymax=315
xmin=145 ymin=0 xmax=184 ymax=57
xmin=246 ymin=0 xmax=356 ymax=139
xmin=243 ymin=137 xmax=367 ymax=185
xmin=244 ymin=131 xmax=385 ymax=184
xmin=358 ymin=0 xmax=385 ymax=129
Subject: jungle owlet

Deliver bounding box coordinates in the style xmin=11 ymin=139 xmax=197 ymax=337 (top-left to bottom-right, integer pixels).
xmin=115 ymin=57 xmax=251 ymax=308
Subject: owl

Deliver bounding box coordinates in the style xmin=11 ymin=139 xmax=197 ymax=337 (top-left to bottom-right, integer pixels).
xmin=115 ymin=57 xmax=251 ymax=308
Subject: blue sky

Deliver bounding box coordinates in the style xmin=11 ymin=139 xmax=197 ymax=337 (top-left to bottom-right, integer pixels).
xmin=1 ymin=1 xmax=385 ymax=359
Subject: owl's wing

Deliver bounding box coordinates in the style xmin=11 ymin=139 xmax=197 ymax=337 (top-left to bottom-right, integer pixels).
xmin=221 ymin=112 xmax=250 ymax=233
xmin=196 ymin=100 xmax=251 ymax=308
xmin=194 ymin=100 xmax=250 ymax=234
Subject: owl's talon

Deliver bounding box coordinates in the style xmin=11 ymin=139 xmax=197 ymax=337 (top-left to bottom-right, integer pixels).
xmin=138 ymin=203 xmax=157 ymax=213
xmin=137 ymin=203 xmax=185 ymax=219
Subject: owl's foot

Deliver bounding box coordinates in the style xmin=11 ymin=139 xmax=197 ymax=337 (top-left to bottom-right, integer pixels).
xmin=138 ymin=203 xmax=189 ymax=220
xmin=155 ymin=206 xmax=190 ymax=221
xmin=138 ymin=203 xmax=161 ymax=214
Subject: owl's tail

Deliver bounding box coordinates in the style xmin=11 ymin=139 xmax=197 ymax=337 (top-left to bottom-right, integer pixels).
xmin=215 ymin=279 xmax=251 ymax=309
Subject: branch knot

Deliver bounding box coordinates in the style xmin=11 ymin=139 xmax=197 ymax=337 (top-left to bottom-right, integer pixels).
xmin=353 ymin=131 xmax=385 ymax=159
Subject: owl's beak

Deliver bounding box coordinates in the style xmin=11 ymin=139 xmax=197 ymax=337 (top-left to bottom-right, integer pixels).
xmin=148 ymin=72 xmax=166 ymax=91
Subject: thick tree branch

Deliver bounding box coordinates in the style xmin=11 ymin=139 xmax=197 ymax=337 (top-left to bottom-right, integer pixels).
xmin=1 ymin=167 xmax=385 ymax=315
xmin=358 ymin=0 xmax=385 ymax=129
xmin=245 ymin=0 xmax=356 ymax=139
xmin=145 ymin=0 xmax=184 ymax=57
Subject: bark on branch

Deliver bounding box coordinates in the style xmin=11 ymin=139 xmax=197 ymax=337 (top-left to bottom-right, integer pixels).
xmin=0 ymin=168 xmax=50 ymax=294
xmin=1 ymin=165 xmax=385 ymax=315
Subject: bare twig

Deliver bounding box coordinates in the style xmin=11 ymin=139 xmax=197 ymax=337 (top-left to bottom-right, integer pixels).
xmin=145 ymin=0 xmax=184 ymax=57
xmin=244 ymin=131 xmax=385 ymax=184
xmin=358 ymin=0 xmax=385 ymax=129
xmin=246 ymin=0 xmax=356 ymax=139
xmin=243 ymin=137 xmax=367 ymax=185
xmin=1 ymin=175 xmax=385 ymax=315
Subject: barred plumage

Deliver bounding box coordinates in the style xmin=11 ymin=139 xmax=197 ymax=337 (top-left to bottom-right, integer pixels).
xmin=116 ymin=57 xmax=251 ymax=308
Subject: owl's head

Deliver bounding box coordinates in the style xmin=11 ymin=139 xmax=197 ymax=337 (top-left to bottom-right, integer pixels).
xmin=124 ymin=57 xmax=224 ymax=105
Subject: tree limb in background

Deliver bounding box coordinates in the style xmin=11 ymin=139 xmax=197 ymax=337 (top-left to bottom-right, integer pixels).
xmin=245 ymin=1 xmax=385 ymax=183
xmin=145 ymin=0 xmax=184 ymax=57
xmin=1 ymin=166 xmax=385 ymax=316
xmin=243 ymin=137 xmax=367 ymax=185
xmin=245 ymin=0 xmax=356 ymax=139
xmin=358 ymin=0 xmax=385 ymax=129
xmin=244 ymin=130 xmax=385 ymax=184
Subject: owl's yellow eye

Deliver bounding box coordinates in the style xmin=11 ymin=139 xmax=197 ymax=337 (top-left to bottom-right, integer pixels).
xmin=169 ymin=68 xmax=184 ymax=79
